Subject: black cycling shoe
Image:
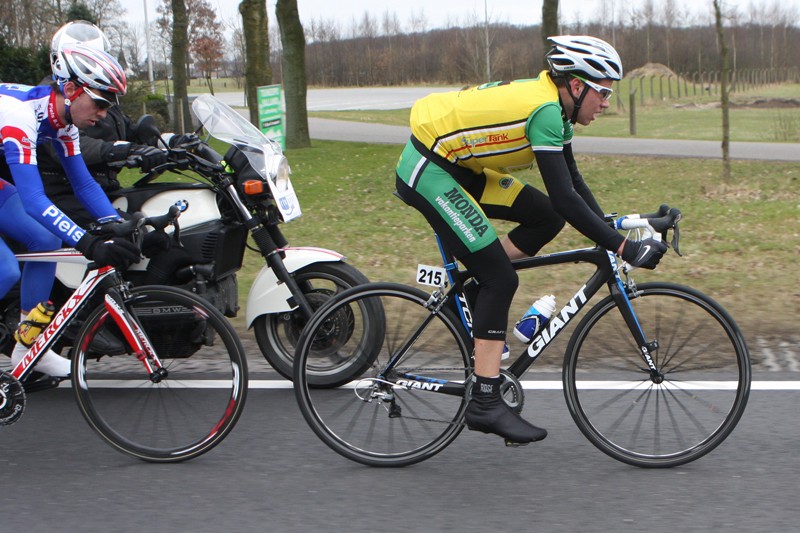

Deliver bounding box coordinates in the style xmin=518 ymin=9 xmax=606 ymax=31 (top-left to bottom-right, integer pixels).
xmin=465 ymin=375 xmax=547 ymax=444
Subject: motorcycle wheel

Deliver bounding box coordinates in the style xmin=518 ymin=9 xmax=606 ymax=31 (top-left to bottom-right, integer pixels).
xmin=253 ymin=262 xmax=383 ymax=387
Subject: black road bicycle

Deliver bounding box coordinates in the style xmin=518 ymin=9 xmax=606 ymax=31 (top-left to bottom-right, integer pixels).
xmin=292 ymin=205 xmax=751 ymax=468
xmin=0 ymin=209 xmax=247 ymax=462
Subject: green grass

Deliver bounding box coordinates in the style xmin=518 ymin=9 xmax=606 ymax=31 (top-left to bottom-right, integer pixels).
xmin=309 ymin=81 xmax=800 ymax=142
xmin=271 ymin=140 xmax=798 ymax=340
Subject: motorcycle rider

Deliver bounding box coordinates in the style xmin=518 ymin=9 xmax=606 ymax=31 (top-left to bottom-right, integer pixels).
xmin=0 ymin=43 xmax=140 ymax=378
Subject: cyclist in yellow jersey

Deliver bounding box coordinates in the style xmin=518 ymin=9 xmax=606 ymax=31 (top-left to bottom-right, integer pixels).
xmin=395 ymin=35 xmax=666 ymax=444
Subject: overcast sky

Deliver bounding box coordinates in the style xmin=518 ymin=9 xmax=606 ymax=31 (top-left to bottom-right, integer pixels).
xmin=135 ymin=0 xmax=765 ymax=32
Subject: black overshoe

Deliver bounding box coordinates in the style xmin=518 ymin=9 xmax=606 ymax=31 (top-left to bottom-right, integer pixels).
xmin=465 ymin=375 xmax=547 ymax=444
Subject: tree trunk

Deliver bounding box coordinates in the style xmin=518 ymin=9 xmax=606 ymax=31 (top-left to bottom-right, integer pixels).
xmin=277 ymin=0 xmax=310 ymax=148
xmin=713 ymin=0 xmax=731 ymax=183
xmin=239 ymin=0 xmax=272 ymax=126
xmin=171 ymin=0 xmax=191 ymax=132
xmin=541 ymin=0 xmax=559 ymax=71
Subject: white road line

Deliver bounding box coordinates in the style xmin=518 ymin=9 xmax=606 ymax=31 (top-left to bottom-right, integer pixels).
xmin=57 ymin=380 xmax=800 ymax=390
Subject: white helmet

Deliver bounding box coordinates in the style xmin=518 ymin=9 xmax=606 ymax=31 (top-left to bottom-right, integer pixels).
xmin=51 ymin=20 xmax=110 ymax=73
xmin=52 ymin=44 xmax=127 ymax=104
xmin=546 ymin=35 xmax=623 ymax=80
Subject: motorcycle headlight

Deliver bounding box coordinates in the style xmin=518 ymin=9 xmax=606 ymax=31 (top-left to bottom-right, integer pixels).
xmin=268 ymin=155 xmax=291 ymax=192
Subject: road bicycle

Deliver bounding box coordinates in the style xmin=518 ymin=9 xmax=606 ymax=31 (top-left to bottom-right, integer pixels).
xmin=0 ymin=208 xmax=248 ymax=462
xmin=293 ymin=205 xmax=751 ymax=468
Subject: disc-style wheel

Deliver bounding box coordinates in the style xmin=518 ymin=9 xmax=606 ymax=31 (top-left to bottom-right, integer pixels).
xmin=255 ymin=262 xmax=381 ymax=387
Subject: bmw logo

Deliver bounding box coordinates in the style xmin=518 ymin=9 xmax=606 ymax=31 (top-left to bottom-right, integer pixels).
xmin=174 ymin=199 xmax=189 ymax=212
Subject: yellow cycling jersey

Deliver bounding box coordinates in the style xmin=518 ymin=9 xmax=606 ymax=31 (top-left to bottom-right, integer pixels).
xmin=410 ymin=71 xmax=573 ymax=174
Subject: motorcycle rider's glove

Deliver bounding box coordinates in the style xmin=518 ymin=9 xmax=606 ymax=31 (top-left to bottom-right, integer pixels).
xmin=129 ymin=145 xmax=168 ymax=173
xmin=141 ymin=229 xmax=173 ymax=258
xmin=621 ymin=238 xmax=668 ymax=269
xmin=167 ymin=134 xmax=199 ymax=148
xmin=76 ymin=233 xmax=141 ymax=270
xmin=105 ymin=142 xmax=167 ymax=173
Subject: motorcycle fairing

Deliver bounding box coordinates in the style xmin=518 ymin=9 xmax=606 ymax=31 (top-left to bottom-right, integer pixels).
xmin=245 ymin=246 xmax=345 ymax=326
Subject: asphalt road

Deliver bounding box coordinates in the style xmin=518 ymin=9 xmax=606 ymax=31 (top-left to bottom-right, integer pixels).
xmin=2 ymin=367 xmax=800 ymax=532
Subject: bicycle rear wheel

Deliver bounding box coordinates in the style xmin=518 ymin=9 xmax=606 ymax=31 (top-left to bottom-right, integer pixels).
xmin=71 ymin=286 xmax=248 ymax=462
xmin=294 ymin=282 xmax=473 ymax=467
xmin=563 ymin=282 xmax=750 ymax=468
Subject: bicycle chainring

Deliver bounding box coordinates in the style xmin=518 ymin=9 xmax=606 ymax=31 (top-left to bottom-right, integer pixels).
xmin=463 ymin=369 xmax=525 ymax=414
xmin=499 ymin=369 xmax=524 ymax=414
xmin=0 ymin=371 xmax=26 ymax=426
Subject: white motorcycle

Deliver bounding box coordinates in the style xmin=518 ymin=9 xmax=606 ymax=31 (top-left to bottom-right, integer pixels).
xmin=46 ymin=94 xmax=379 ymax=386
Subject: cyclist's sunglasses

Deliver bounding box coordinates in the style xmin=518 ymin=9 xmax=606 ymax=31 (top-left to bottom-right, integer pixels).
xmin=83 ymin=86 xmax=117 ymax=110
xmin=573 ymin=75 xmax=613 ymax=101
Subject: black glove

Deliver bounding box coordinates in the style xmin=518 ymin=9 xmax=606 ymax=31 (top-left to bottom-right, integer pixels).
xmin=168 ymin=134 xmax=199 ymax=148
xmin=621 ymin=238 xmax=668 ymax=269
xmin=76 ymin=233 xmax=141 ymax=270
xmin=141 ymin=229 xmax=173 ymax=258
xmin=129 ymin=144 xmax=168 ymax=173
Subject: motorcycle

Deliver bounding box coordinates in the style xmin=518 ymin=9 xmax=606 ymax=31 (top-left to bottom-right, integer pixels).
xmin=0 ymin=94 xmax=378 ymax=387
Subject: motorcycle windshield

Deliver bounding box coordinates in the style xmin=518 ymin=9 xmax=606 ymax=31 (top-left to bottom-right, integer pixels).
xmin=191 ymin=94 xmax=281 ymax=155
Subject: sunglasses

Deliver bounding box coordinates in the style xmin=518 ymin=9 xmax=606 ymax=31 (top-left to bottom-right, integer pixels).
xmin=83 ymin=86 xmax=116 ymax=110
xmin=573 ymin=75 xmax=614 ymax=101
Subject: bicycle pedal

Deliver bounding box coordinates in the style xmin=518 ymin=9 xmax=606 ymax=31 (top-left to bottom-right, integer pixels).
xmin=504 ymin=439 xmax=531 ymax=447
xmin=22 ymin=372 xmax=63 ymax=394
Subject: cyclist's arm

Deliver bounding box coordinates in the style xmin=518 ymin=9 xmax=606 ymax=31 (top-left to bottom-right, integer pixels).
xmin=57 ymin=152 xmax=120 ymax=222
xmin=534 ymin=150 xmax=624 ymax=253
xmin=563 ymin=142 xmax=604 ymax=219
xmin=8 ymin=161 xmax=88 ymax=246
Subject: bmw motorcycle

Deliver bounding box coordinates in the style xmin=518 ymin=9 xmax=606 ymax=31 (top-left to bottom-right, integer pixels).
xmin=1 ymin=94 xmax=377 ymax=386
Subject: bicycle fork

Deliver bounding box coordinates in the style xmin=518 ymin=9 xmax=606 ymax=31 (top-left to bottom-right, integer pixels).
xmin=610 ymin=271 xmax=663 ymax=382
xmin=103 ymin=287 xmax=167 ymax=383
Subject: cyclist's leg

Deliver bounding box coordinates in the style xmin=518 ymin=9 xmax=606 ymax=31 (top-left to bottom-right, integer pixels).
xmin=396 ymin=142 xmax=545 ymax=443
xmin=0 ymin=190 xmax=68 ymax=376
xmin=473 ymin=169 xmax=565 ymax=259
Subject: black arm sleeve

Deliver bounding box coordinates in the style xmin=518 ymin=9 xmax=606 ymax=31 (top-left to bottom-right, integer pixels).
xmin=563 ymin=142 xmax=604 ymax=218
xmin=79 ymin=107 xmax=137 ymax=164
xmin=535 ymin=149 xmax=624 ymax=252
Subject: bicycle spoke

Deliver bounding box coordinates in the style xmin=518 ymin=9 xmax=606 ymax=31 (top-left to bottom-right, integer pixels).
xmin=564 ymin=283 xmax=750 ymax=467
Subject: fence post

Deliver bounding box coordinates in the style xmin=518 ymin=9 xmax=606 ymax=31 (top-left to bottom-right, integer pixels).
xmin=668 ymin=75 xmax=673 ymax=99
xmin=650 ymin=76 xmax=654 ymax=102
xmin=629 ymin=89 xmax=637 ymax=136
xmin=659 ymin=75 xmax=664 ymax=100
xmin=639 ymin=77 xmax=644 ymax=106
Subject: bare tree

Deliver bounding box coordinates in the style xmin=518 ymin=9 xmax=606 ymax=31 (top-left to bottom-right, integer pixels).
xmin=239 ymin=0 xmax=272 ymax=125
xmin=276 ymin=0 xmax=309 ymax=148
xmin=170 ymin=0 xmax=191 ymax=132
xmin=542 ymin=0 xmax=559 ymax=70
xmin=713 ymin=0 xmax=731 ymax=182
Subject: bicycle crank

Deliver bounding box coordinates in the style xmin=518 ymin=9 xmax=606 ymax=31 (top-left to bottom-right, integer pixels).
xmin=0 ymin=370 xmax=26 ymax=426
xmin=465 ymin=369 xmax=525 ymax=414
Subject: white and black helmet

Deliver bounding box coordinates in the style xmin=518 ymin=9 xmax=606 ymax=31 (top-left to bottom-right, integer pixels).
xmin=52 ymin=43 xmax=127 ymax=104
xmin=51 ymin=20 xmax=110 ymax=71
xmin=546 ymin=35 xmax=623 ymax=80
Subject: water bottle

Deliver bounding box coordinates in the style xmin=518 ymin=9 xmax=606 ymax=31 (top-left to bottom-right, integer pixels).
xmin=14 ymin=301 xmax=56 ymax=347
xmin=513 ymin=295 xmax=556 ymax=343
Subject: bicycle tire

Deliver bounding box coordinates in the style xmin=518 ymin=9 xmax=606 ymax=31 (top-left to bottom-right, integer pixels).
xmin=71 ymin=285 xmax=248 ymax=463
xmin=563 ymin=282 xmax=750 ymax=468
xmin=254 ymin=262 xmax=380 ymax=387
xmin=293 ymin=282 xmax=473 ymax=467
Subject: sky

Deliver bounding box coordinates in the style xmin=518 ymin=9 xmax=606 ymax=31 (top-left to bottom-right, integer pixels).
xmin=133 ymin=0 xmax=761 ymax=33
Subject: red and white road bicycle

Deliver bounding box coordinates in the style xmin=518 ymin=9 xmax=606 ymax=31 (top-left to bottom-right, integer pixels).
xmin=0 ymin=209 xmax=247 ymax=462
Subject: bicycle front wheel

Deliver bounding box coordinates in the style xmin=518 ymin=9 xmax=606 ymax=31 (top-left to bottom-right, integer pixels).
xmin=564 ymin=282 xmax=750 ymax=468
xmin=71 ymin=286 xmax=248 ymax=463
xmin=294 ymin=282 xmax=473 ymax=467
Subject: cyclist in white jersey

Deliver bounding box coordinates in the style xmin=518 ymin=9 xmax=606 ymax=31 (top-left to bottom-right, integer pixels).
xmin=0 ymin=44 xmax=139 ymax=377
